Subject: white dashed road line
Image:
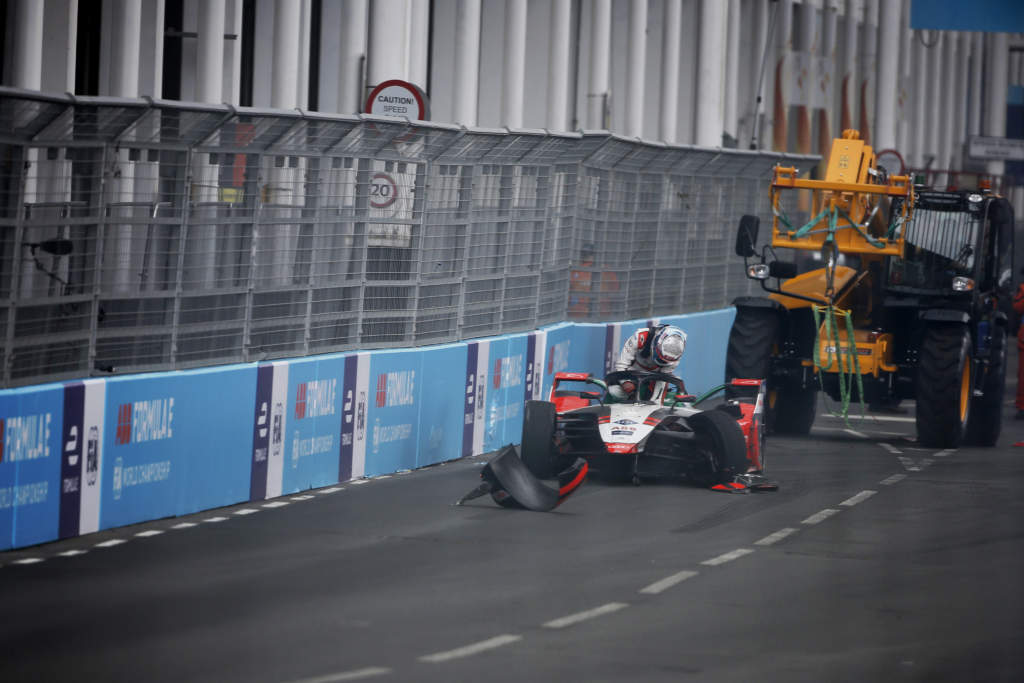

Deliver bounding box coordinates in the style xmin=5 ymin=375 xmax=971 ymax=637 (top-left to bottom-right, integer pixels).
xmin=349 ymin=480 xmax=369 ymax=486
xmin=844 ymin=428 xmax=868 ymax=438
xmin=286 ymin=666 xmax=392 ymax=683
xmin=203 ymin=516 xmax=228 ymax=523
xmin=934 ymin=449 xmax=955 ymax=458
xmin=879 ymin=442 xmax=903 ymax=455
xmin=755 ymin=528 xmax=798 ymax=546
xmin=263 ymin=501 xmax=289 ymax=508
xmin=172 ymin=522 xmax=197 ymax=529
xmin=898 ymin=456 xmax=921 ymax=471
xmin=543 ymin=602 xmax=629 ymax=629
xmin=95 ymin=539 xmax=127 ymax=548
xmin=880 ymin=473 xmax=907 ymax=485
xmin=840 ymin=490 xmax=877 ymax=507
xmin=419 ymin=634 xmax=523 ymax=662
xmin=135 ymin=530 xmax=164 ymax=537
xmin=318 ymin=487 xmax=343 ymax=494
xmin=234 ymin=508 xmax=260 ymax=515
xmin=14 ymin=557 xmax=44 ymax=565
xmin=639 ymin=570 xmax=699 ymax=595
xmin=58 ymin=549 xmax=87 ymax=557
xmin=291 ymin=495 xmax=314 ymax=501
xmin=700 ymin=548 xmax=754 ymax=566
xmin=802 ymin=509 xmax=841 ymax=525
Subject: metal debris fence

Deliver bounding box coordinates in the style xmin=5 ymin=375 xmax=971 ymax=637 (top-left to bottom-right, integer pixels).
xmin=0 ymin=89 xmax=816 ymax=388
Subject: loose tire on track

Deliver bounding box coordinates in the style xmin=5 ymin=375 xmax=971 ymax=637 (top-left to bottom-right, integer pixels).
xmin=520 ymin=400 xmax=558 ymax=478
xmin=916 ymin=324 xmax=973 ymax=448
xmin=725 ymin=307 xmax=780 ymax=382
xmin=965 ymin=324 xmax=1006 ymax=447
xmin=687 ymin=410 xmax=748 ymax=486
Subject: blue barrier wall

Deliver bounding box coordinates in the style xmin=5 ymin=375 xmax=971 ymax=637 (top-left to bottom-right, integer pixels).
xmin=0 ymin=308 xmax=736 ymax=550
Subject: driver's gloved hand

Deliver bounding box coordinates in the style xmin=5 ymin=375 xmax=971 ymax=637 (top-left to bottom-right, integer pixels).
xmin=608 ymin=384 xmax=628 ymax=400
xmin=620 ymin=380 xmax=636 ymax=395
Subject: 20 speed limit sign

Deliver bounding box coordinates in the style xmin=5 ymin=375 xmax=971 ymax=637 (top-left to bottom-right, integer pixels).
xmin=369 ymin=172 xmax=398 ymax=209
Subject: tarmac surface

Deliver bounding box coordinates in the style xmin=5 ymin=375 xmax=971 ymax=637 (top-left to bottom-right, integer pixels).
xmin=2 ymin=358 xmax=1023 ymax=682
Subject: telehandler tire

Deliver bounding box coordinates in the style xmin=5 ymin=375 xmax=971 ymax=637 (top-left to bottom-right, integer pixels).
xmin=916 ymin=324 xmax=972 ymax=448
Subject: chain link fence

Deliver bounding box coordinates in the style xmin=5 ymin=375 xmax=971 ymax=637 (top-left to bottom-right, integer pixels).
xmin=0 ymin=88 xmax=816 ymax=388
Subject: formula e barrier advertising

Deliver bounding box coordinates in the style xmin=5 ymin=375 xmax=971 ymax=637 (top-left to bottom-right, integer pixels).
xmin=101 ymin=365 xmax=256 ymax=529
xmin=0 ymin=384 xmax=63 ymax=550
xmin=414 ymin=344 xmax=466 ymax=467
xmin=281 ymin=355 xmax=346 ymax=494
xmin=480 ymin=335 xmax=529 ymax=452
xmin=538 ymin=323 xmax=607 ymax=401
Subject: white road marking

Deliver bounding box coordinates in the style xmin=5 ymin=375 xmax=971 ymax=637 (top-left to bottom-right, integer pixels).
xmin=350 ymin=480 xmax=369 ymax=486
xmin=879 ymin=442 xmax=903 ymax=455
xmin=263 ymin=501 xmax=290 ymax=508
xmin=135 ymin=530 xmax=164 ymax=537
xmin=700 ymin=548 xmax=755 ymax=566
xmin=234 ymin=508 xmax=260 ymax=515
xmin=814 ymin=427 xmax=906 ymax=437
xmin=171 ymin=522 xmax=197 ymax=529
xmin=639 ymin=570 xmax=699 ymax=594
xmin=802 ymin=509 xmax=840 ymax=525
xmin=843 ymin=428 xmax=868 ymax=438
xmin=203 ymin=516 xmax=228 ymax=523
xmin=318 ymin=487 xmax=343 ymax=494
xmin=14 ymin=557 xmax=44 ymax=565
xmin=95 ymin=539 xmax=127 ymax=548
xmin=934 ymin=449 xmax=955 ymax=458
xmin=920 ymin=458 xmax=934 ymax=469
xmin=881 ymin=473 xmax=907 ymax=485
xmin=286 ymin=666 xmax=392 ymax=682
xmin=290 ymin=495 xmax=314 ymax=501
xmin=397 ymin=470 xmax=412 ymax=475
xmin=419 ymin=634 xmax=523 ymax=662
xmin=543 ymin=602 xmax=629 ymax=629
xmin=755 ymin=528 xmax=798 ymax=546
xmin=840 ymin=490 xmax=877 ymax=507
xmin=373 ymin=476 xmax=391 ymax=480
xmin=898 ymin=456 xmax=920 ymax=472
xmin=58 ymin=549 xmax=88 ymax=557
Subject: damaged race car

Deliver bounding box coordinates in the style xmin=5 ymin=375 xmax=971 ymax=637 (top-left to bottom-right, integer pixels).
xmin=520 ymin=370 xmax=777 ymax=493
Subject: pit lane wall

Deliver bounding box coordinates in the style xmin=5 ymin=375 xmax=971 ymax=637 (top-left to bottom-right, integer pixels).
xmin=0 ymin=308 xmax=735 ymax=550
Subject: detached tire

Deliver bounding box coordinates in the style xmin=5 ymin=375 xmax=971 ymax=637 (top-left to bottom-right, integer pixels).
xmin=688 ymin=410 xmax=748 ymax=486
xmin=916 ymin=324 xmax=973 ymax=448
xmin=725 ymin=307 xmax=780 ymax=382
xmin=966 ymin=325 xmax=1006 ymax=447
xmin=520 ymin=400 xmax=557 ymax=478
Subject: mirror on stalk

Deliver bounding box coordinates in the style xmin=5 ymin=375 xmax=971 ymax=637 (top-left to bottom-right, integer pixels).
xmin=735 ymin=215 xmax=759 ymax=257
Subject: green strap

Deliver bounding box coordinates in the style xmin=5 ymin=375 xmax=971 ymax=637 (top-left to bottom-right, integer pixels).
xmin=812 ymin=304 xmax=866 ymax=426
xmin=777 ymin=202 xmax=890 ymax=250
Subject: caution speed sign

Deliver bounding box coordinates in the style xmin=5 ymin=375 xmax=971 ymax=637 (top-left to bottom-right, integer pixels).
xmin=369 ymin=172 xmax=398 ymax=209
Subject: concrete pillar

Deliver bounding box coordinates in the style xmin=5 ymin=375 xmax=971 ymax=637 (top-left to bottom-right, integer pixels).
xmin=874 ymin=0 xmax=900 ymax=152
xmin=625 ymin=0 xmax=647 ymax=138
xmin=952 ymin=33 xmax=970 ymax=170
xmin=9 ymin=0 xmax=44 ymax=89
xmin=108 ymin=0 xmax=142 ymax=97
xmin=817 ymin=0 xmax=839 ymax=157
xmin=271 ymin=0 xmax=301 ymax=109
xmin=41 ymin=0 xmax=79 ymax=93
xmin=770 ymin=0 xmax=792 ymax=151
xmin=748 ymin=0 xmax=772 ymax=149
xmin=984 ymin=32 xmax=1009 ymax=177
xmin=339 ymin=0 xmax=368 ymax=113
xmin=793 ymin=0 xmax=815 ymax=154
xmin=453 ymin=0 xmax=481 ymax=126
xmin=298 ymin=0 xmax=311 ymax=109
xmin=408 ymin=0 xmax=430 ymax=89
xmin=197 ymin=0 xmax=226 ymax=103
xmin=697 ymin=0 xmax=728 ymax=147
xmin=896 ymin=0 xmax=912 ymax=155
xmin=501 ymin=0 xmax=527 ymax=128
xmin=910 ymin=30 xmax=927 ymax=169
xmin=588 ymin=0 xmax=611 ymax=129
xmin=723 ymin=0 xmax=740 ymax=144
xmin=968 ymin=32 xmax=983 ymax=136
xmin=924 ymin=33 xmax=942 ymax=171
xmin=546 ymin=0 xmax=572 ymax=131
xmin=659 ymin=0 xmax=682 ymax=141
xmin=857 ymin=0 xmax=877 ymax=145
xmin=368 ymin=0 xmax=408 ymax=87
xmin=226 ymin=0 xmax=244 ymax=104
xmin=840 ymin=0 xmax=858 ymax=133
xmin=137 ymin=0 xmax=163 ymax=97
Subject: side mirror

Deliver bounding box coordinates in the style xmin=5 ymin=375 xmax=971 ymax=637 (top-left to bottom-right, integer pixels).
xmin=768 ymin=260 xmax=798 ymax=279
xmin=735 ymin=215 xmax=760 ymax=257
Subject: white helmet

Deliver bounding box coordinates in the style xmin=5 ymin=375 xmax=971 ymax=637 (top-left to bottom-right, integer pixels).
xmin=652 ymin=326 xmax=686 ymax=366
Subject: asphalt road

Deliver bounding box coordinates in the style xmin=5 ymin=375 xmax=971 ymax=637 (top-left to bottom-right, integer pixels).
xmin=2 ymin=374 xmax=1023 ymax=682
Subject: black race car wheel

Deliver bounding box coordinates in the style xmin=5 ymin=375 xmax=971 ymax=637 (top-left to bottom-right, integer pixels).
xmin=520 ymin=400 xmax=557 ymax=478
xmin=916 ymin=324 xmax=972 ymax=448
xmin=687 ymin=410 xmax=748 ymax=486
xmin=725 ymin=307 xmax=780 ymax=382
xmin=965 ymin=324 xmax=1006 ymax=447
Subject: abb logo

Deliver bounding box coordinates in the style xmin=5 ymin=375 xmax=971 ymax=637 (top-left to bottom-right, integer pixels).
xmin=115 ymin=404 xmax=132 ymax=445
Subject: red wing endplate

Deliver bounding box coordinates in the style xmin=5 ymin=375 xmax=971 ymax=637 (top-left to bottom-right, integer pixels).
xmin=711 ymin=472 xmax=779 ymax=493
xmin=456 ymin=445 xmax=588 ymax=511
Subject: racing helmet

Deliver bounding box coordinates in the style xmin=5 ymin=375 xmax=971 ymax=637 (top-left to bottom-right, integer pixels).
xmin=651 ymin=326 xmax=686 ymax=366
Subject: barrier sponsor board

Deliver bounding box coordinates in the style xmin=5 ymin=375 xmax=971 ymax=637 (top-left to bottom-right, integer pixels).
xmin=0 ymin=385 xmax=63 ymax=550
xmin=282 ymin=356 xmax=345 ymax=494
xmin=101 ymin=366 xmax=255 ymax=527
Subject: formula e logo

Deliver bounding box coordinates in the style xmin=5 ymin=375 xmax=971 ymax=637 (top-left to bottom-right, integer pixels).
xmin=112 ymin=456 xmax=124 ymax=500
xmin=492 ymin=355 xmax=524 ymax=390
xmin=375 ymin=371 xmax=416 ymax=408
xmin=115 ymin=399 xmax=174 ymax=445
xmin=546 ymin=341 xmax=570 ymax=375
xmin=295 ymin=380 xmax=337 ymax=419
xmin=1 ymin=413 xmax=53 ymax=461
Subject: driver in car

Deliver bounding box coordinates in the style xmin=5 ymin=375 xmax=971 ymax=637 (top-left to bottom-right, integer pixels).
xmin=608 ymin=324 xmax=687 ymax=401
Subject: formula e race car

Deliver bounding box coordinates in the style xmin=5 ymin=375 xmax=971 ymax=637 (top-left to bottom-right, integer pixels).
xmin=520 ymin=370 xmax=776 ymax=492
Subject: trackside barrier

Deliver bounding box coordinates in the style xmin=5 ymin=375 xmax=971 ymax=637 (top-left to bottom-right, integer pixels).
xmin=0 ymin=308 xmax=735 ymax=550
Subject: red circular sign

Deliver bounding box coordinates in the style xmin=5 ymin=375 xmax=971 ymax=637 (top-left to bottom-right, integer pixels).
xmin=364 ymin=79 xmax=429 ymax=121
xmin=369 ymin=172 xmax=398 ymax=209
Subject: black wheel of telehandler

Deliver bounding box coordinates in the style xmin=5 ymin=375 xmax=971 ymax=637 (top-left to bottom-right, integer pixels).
xmin=916 ymin=324 xmax=973 ymax=448
xmin=520 ymin=400 xmax=558 ymax=478
xmin=965 ymin=324 xmax=1006 ymax=447
xmin=772 ymin=383 xmax=817 ymax=435
xmin=687 ymin=410 xmax=749 ymax=486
